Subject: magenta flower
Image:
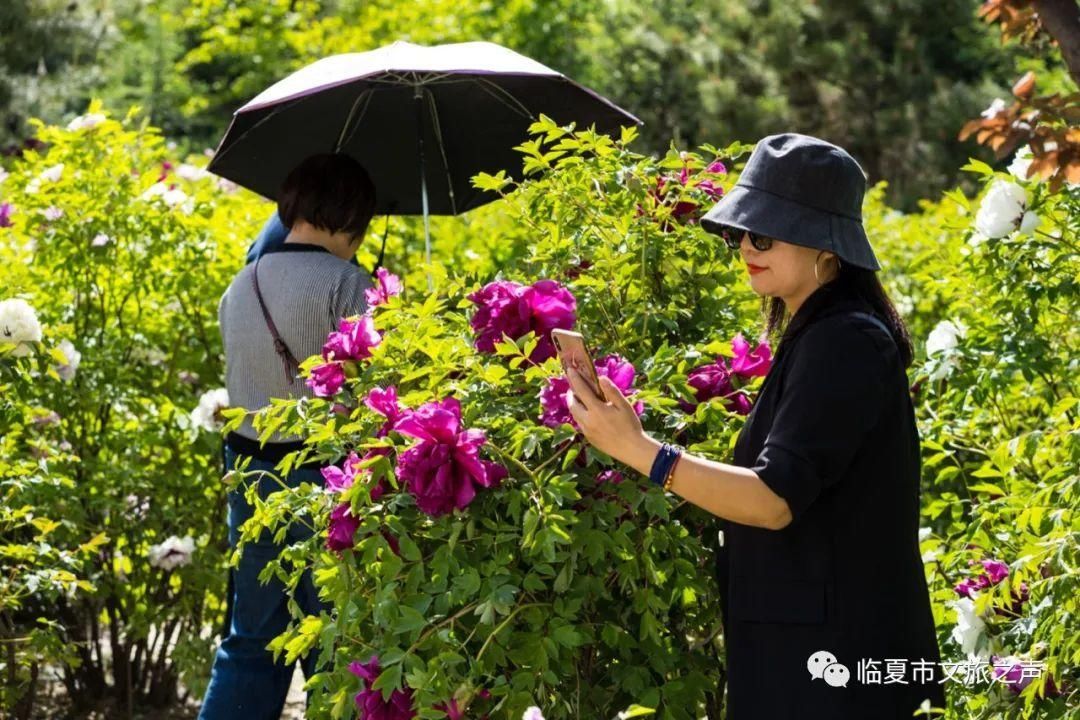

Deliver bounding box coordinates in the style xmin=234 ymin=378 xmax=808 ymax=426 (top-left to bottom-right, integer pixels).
xmin=640 ymin=158 xmax=728 ymax=229
xmin=365 ymin=267 xmax=403 ymax=309
xmin=0 ymin=202 xmax=13 ymax=228
xmin=539 ymin=354 xmax=644 ymax=429
xmin=991 ymin=655 xmax=1061 ymax=697
xmin=954 ymin=558 xmax=1029 ymax=615
xmin=322 ymin=455 xmax=356 ymax=493
xmin=596 ymin=469 xmax=624 ymax=485
xmin=393 ymin=397 xmax=508 ymax=517
xmin=307 ymin=361 xmax=346 ymax=397
xmin=681 ymin=359 xmax=754 ymax=415
xmin=366 ymin=386 xmax=404 ymax=435
xmin=730 ymin=332 xmax=772 ymax=377
xmin=467 ymin=279 xmax=576 ymax=363
xmin=326 ymin=502 xmax=360 ymax=552
xmin=434 ymin=698 xmax=464 ymax=720
xmin=348 ymin=656 xmax=416 ymax=720
xmin=681 ymin=334 xmax=769 ymax=415
xmin=322 ymin=450 xmax=389 ymax=501
xmin=322 ymin=315 xmax=381 ymax=362
xmin=954 ymin=559 xmax=1010 ymax=597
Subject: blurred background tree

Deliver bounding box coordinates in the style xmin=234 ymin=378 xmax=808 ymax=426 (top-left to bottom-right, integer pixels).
xmin=0 ymin=0 xmax=1068 ymax=208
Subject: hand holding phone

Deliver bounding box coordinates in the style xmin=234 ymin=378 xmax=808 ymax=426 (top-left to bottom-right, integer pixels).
xmin=551 ymin=329 xmax=607 ymax=404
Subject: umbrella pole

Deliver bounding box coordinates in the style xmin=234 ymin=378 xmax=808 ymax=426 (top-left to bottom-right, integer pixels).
xmin=415 ymin=87 xmax=434 ymax=291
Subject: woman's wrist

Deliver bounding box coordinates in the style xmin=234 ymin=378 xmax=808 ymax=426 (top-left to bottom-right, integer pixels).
xmin=626 ymin=432 xmax=664 ymax=477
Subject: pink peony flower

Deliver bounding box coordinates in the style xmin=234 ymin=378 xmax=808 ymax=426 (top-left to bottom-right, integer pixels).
xmin=434 ymin=698 xmax=464 ymax=720
xmin=326 ymin=502 xmax=360 ymax=552
xmin=322 ymin=315 xmax=381 ymax=362
xmin=640 ymin=158 xmax=728 ymax=229
xmin=349 ymin=655 xmax=416 ymax=720
xmin=467 ymin=279 xmax=576 ymax=363
xmin=0 ymin=202 xmax=13 ymax=228
xmin=954 ymin=558 xmax=1029 ymax=615
xmin=366 ymin=386 xmax=404 ymax=436
xmin=322 ymin=451 xmax=389 ymax=501
xmin=596 ymin=469 xmax=624 ymax=484
xmin=680 ymin=335 xmax=769 ymax=415
xmin=393 ymin=397 xmax=508 ymax=517
xmin=365 ymin=267 xmax=403 ymax=309
xmin=307 ymin=361 xmax=346 ymax=397
xmin=991 ymin=655 xmax=1061 ymax=697
xmin=539 ymin=354 xmax=644 ymax=429
xmin=730 ymin=332 xmax=772 ymax=377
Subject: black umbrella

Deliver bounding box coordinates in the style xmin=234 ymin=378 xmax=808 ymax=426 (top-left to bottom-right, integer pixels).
xmin=207 ymin=40 xmax=642 ymax=271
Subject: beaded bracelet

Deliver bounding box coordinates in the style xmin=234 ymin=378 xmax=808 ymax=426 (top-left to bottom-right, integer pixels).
xmin=662 ymin=449 xmax=683 ymax=492
xmin=649 ymin=443 xmax=683 ymax=489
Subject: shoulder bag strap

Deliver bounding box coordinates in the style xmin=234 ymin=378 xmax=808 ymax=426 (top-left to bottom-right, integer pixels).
xmin=251 ymin=256 xmax=300 ymax=383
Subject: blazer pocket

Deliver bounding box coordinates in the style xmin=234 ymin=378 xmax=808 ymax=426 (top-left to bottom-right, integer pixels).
xmin=730 ymin=577 xmax=827 ymax=625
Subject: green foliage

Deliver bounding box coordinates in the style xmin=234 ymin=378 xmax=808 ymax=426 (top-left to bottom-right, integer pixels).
xmin=871 ymin=166 xmax=1079 ymax=717
xmin=0 ymin=101 xmax=267 ymax=714
xmin=0 ymin=331 xmax=92 ymax=712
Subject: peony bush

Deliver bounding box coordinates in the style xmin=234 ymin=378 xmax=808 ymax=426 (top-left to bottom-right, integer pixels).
xmin=224 ymin=120 xmax=760 ymax=720
xmin=0 ymin=102 xmax=270 ymax=716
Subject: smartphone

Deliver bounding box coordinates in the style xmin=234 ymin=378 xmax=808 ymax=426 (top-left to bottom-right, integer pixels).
xmin=550 ymin=329 xmax=607 ymax=402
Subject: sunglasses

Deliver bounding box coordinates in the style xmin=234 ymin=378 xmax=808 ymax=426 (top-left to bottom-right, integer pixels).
xmin=716 ymin=225 xmax=775 ymax=252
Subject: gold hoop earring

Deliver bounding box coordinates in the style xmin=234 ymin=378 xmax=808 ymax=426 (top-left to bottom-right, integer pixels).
xmin=814 ymin=252 xmax=841 ymax=286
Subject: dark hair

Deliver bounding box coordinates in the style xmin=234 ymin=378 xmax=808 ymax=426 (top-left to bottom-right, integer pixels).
xmin=762 ymin=261 xmax=915 ymax=369
xmin=277 ymin=153 xmax=377 ymax=243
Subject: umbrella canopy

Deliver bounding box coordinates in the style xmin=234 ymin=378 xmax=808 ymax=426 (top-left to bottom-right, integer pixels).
xmin=206 ymin=40 xmax=642 ymax=215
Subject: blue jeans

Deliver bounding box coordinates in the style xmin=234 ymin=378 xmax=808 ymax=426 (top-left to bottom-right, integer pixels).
xmin=198 ymin=444 xmax=329 ymax=720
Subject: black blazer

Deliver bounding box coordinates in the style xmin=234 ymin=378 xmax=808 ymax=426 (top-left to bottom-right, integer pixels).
xmin=715 ymin=282 xmax=946 ymax=719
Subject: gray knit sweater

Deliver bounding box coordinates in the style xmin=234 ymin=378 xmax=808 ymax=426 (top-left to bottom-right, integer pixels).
xmin=218 ymin=242 xmax=372 ymax=442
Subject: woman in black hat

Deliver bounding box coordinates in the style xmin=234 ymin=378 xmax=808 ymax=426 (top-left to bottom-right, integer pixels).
xmin=563 ymin=133 xmax=946 ymax=719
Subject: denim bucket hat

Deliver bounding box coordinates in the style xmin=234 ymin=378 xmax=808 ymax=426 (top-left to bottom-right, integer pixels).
xmin=700 ymin=132 xmax=880 ymax=271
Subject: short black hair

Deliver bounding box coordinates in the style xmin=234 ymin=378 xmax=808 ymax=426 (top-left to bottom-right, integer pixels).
xmin=277 ymin=153 xmax=377 ymax=241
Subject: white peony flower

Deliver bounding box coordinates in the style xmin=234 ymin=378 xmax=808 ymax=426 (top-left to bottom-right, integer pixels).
xmin=141 ymin=183 xmax=193 ymax=214
xmin=918 ymin=527 xmax=932 ymax=542
xmin=926 ymin=319 xmax=967 ymax=381
xmin=1018 ymin=210 xmax=1040 ymax=235
xmin=216 ymin=177 xmax=239 ymax=194
xmin=161 ymin=187 xmax=188 ymax=207
xmin=43 ymin=206 xmax=63 ymax=221
xmin=139 ymin=182 xmax=167 ymax=201
xmin=926 ymin=319 xmax=966 ymax=356
xmin=132 ymin=345 xmax=167 ymax=365
xmin=40 ymin=163 xmax=64 ymax=184
xmin=125 ymin=494 xmax=151 ymax=519
xmin=175 ymin=163 xmax=209 ymax=182
xmin=1007 ymin=145 xmax=1033 ymax=181
xmin=191 ymin=387 xmax=230 ymax=432
xmin=0 ymin=298 xmax=43 ymax=357
xmin=522 ymin=708 xmax=546 ymax=720
xmin=950 ymin=597 xmax=989 ymax=659
xmin=91 ymin=233 xmax=112 ymax=247
xmin=148 ymin=535 xmax=195 ymax=570
xmin=974 ymin=180 xmax=1029 ymax=239
xmin=67 ymin=113 xmax=106 ymax=132
xmin=0 ymin=167 xmax=8 ymax=186
xmin=980 ymin=98 xmax=1007 ymax=119
xmin=55 ymin=339 xmax=81 ymax=381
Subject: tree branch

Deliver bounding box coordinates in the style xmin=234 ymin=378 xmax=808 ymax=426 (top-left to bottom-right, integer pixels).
xmin=1033 ymin=0 xmax=1080 ymax=86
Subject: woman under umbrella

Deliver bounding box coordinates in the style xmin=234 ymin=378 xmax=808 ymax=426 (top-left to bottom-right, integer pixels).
xmin=562 ymin=133 xmax=946 ymax=719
